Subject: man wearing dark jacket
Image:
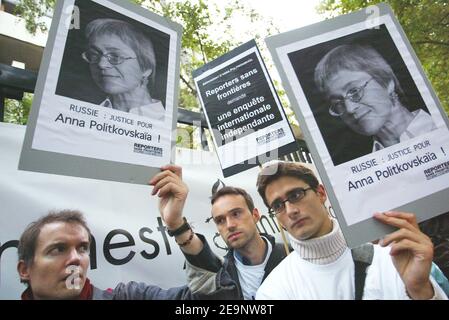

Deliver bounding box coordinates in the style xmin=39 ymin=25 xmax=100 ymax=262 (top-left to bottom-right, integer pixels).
xmin=17 ymin=210 xmax=230 ymax=300
xmin=150 ymin=165 xmax=288 ymax=300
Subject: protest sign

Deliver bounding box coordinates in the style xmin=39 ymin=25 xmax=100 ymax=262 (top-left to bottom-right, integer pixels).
xmin=19 ymin=0 xmax=182 ymax=184
xmin=266 ymin=3 xmax=449 ymax=247
xmin=193 ymin=40 xmax=297 ymax=177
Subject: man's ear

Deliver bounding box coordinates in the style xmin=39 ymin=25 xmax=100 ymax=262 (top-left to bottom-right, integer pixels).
xmin=252 ymin=208 xmax=261 ymax=223
xmin=316 ymin=184 xmax=327 ymax=205
xmin=17 ymin=260 xmax=31 ymax=283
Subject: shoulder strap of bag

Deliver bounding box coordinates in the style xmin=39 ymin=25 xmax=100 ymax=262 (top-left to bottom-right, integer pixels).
xmin=351 ymin=243 xmax=374 ymax=300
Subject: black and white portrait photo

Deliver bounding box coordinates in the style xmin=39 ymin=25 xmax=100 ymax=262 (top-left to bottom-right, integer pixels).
xmin=288 ymin=25 xmax=437 ymax=165
xmin=55 ymin=0 xmax=170 ymax=121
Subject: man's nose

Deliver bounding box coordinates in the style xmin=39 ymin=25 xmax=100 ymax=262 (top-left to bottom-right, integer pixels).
xmin=285 ymin=200 xmax=300 ymax=218
xmin=67 ymin=248 xmax=81 ymax=265
xmin=226 ymin=216 xmax=237 ymax=230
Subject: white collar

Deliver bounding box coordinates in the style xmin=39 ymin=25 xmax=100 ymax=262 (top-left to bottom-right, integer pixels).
xmin=288 ymin=218 xmax=347 ymax=265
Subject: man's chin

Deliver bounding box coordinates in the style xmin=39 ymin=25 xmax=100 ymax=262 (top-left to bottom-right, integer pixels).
xmin=58 ymin=287 xmax=83 ymax=300
xmin=291 ymin=228 xmax=313 ymax=241
xmin=59 ymin=278 xmax=86 ymax=299
xmin=36 ymin=288 xmax=82 ymax=300
xmin=226 ymin=238 xmax=245 ymax=250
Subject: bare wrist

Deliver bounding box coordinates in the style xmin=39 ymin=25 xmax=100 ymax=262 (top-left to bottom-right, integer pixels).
xmin=406 ymin=281 xmax=434 ymax=300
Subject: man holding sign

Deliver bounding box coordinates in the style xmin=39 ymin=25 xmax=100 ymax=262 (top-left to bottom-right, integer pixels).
xmin=151 ymin=165 xmax=288 ymax=300
xmin=255 ymin=161 xmax=447 ymax=300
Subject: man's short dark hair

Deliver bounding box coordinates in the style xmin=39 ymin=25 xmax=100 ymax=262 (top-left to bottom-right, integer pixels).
xmin=18 ymin=210 xmax=91 ymax=268
xmin=256 ymin=161 xmax=319 ymax=208
xmin=211 ymin=186 xmax=255 ymax=212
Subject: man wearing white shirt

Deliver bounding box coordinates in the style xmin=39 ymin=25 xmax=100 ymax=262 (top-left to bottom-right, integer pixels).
xmin=255 ymin=161 xmax=447 ymax=300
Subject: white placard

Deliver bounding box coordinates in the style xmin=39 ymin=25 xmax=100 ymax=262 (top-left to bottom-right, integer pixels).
xmin=266 ymin=4 xmax=449 ymax=247
xmin=19 ymin=0 xmax=182 ymax=184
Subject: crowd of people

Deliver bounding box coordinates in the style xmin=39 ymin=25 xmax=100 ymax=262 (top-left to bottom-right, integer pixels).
xmin=16 ymin=161 xmax=449 ymax=300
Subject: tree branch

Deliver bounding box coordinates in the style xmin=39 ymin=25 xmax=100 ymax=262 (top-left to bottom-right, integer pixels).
xmin=413 ymin=40 xmax=449 ymax=47
xmin=196 ymin=31 xmax=208 ymax=65
xmin=438 ymin=13 xmax=449 ymax=25
xmin=180 ymin=74 xmax=197 ymax=95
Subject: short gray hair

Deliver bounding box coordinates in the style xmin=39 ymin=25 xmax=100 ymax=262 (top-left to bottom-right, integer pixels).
xmin=314 ymin=45 xmax=403 ymax=96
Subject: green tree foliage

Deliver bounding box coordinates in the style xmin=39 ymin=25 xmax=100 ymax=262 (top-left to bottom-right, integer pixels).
xmin=318 ymin=0 xmax=449 ymax=116
xmin=10 ymin=0 xmax=279 ymax=149
xmin=141 ymin=0 xmax=278 ymax=107
xmin=140 ymin=0 xmax=279 ymax=148
xmin=14 ymin=0 xmax=56 ymax=33
xmin=4 ymin=93 xmax=33 ymax=125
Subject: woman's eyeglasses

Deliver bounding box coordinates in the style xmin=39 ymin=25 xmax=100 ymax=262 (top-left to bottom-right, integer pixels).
xmin=329 ymin=78 xmax=373 ymax=117
xmin=81 ymin=50 xmax=136 ymax=65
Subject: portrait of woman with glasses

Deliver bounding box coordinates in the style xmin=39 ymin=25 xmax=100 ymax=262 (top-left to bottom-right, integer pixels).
xmin=81 ymin=18 xmax=165 ymax=120
xmin=314 ymin=44 xmax=436 ymax=153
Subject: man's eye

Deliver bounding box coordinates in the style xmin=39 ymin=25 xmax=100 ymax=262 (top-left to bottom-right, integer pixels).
xmin=79 ymin=245 xmax=89 ymax=253
xmin=291 ymin=190 xmax=303 ymax=200
xmin=271 ymin=201 xmax=282 ymax=211
xmin=50 ymin=246 xmax=64 ymax=255
xmin=214 ymin=218 xmax=224 ymax=225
